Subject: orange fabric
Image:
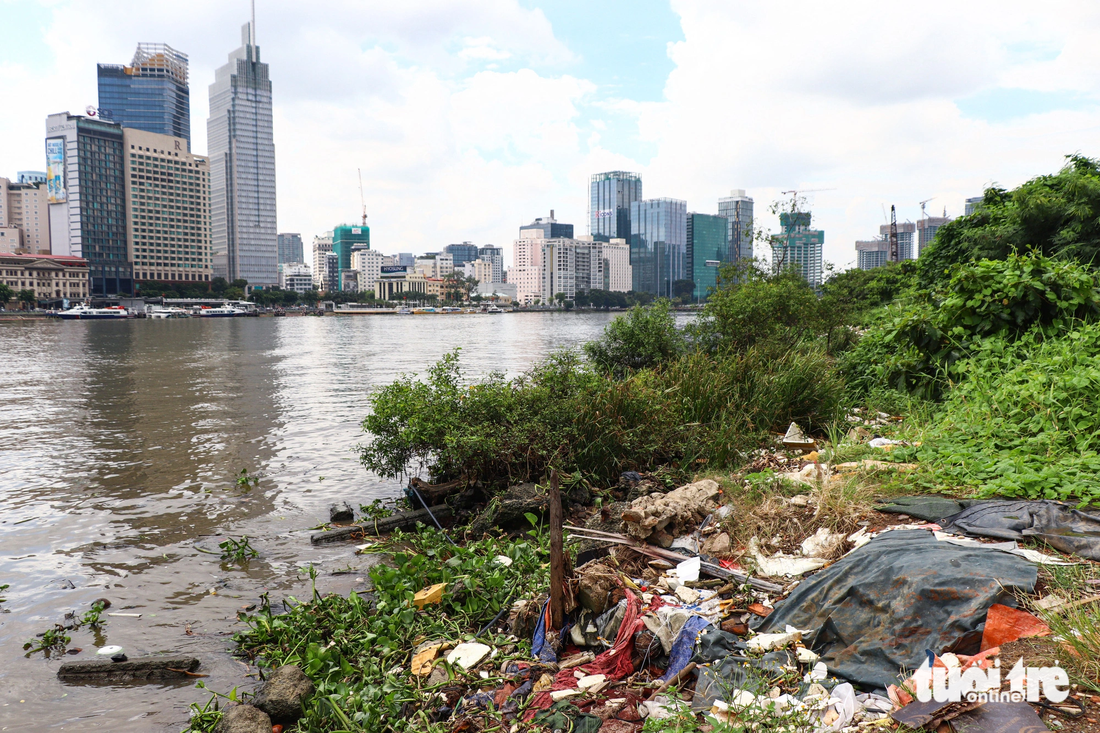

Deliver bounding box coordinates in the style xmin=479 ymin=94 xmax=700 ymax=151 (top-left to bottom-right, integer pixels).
xmin=980 ymin=603 xmax=1051 ymax=652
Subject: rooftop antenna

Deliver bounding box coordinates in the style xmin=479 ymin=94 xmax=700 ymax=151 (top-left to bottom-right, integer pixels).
xmin=358 ymin=168 xmax=367 ymax=226
xmin=251 ymin=0 xmax=256 ymax=46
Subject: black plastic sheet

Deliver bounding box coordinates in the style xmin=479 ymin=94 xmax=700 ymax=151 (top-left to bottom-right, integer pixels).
xmin=754 ymin=530 xmax=1037 ymax=690
xmin=939 ymin=500 xmax=1100 ymax=561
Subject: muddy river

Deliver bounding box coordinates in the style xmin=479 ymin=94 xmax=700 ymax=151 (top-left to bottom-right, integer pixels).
xmin=0 ymin=312 xmax=626 ymax=732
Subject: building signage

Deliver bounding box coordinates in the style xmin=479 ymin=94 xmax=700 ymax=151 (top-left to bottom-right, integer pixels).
xmin=595 ymin=209 xmax=614 ymax=219
xmin=380 ymin=265 xmax=408 ymax=274
xmin=352 ymin=228 xmax=361 ymax=234
xmin=45 ymin=138 xmax=66 ymax=204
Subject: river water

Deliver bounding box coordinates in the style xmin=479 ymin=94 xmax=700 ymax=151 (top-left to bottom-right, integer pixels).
xmin=0 ymin=312 xmax=630 ymax=732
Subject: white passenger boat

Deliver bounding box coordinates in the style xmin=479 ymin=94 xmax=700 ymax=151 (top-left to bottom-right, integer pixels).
xmin=147 ymin=307 xmax=191 ymax=319
xmin=57 ymin=304 xmax=132 ymax=320
xmin=194 ymin=306 xmax=246 ymax=318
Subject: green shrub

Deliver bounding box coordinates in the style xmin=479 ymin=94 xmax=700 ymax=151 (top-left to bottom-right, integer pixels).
xmin=905 ymin=323 xmax=1100 ymax=502
xmin=842 ymin=253 xmax=1100 ymax=398
xmin=584 ymin=299 xmax=684 ymax=377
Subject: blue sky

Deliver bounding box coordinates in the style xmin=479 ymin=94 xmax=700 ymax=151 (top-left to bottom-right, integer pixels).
xmin=3 ymin=0 xmax=1100 ymax=269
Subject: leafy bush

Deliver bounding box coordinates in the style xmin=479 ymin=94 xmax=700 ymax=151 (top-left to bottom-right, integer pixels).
xmin=842 ymin=253 xmax=1100 ymax=398
xmin=921 ymin=154 xmax=1100 ymax=288
xmin=360 ymin=344 xmax=843 ymax=487
xmin=584 ymin=299 xmax=684 ymax=377
xmin=904 ymin=323 xmax=1100 ymax=502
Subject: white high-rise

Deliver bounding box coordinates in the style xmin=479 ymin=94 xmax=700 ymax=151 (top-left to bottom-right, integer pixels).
xmin=208 ymin=20 xmax=277 ymax=287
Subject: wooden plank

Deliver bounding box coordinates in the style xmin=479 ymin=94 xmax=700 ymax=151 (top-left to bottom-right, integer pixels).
xmin=309 ymin=505 xmax=453 ymax=545
xmin=58 ymin=656 xmax=200 ymax=682
xmin=549 ymin=470 xmax=565 ymax=631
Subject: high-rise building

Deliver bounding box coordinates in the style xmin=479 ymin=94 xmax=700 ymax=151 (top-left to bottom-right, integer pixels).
xmin=520 ymin=210 xmax=573 ymax=240
xmin=17 ymin=172 xmax=47 ymax=185
xmin=771 ymin=212 xmax=824 ymax=289
xmin=98 ymin=44 xmax=191 ymax=147
xmin=856 ymin=240 xmax=889 ymax=271
xmin=311 ymin=232 xmax=332 ymax=290
xmin=352 ymin=248 xmax=384 ymax=292
xmin=332 ymin=224 xmax=370 ymax=284
xmin=590 ymin=171 xmax=642 ymax=241
xmin=878 ymin=222 xmax=916 ymax=261
xmin=414 ymin=253 xmax=453 ymax=279
xmin=917 ymin=216 xmax=951 ymax=257
xmin=965 ymin=197 xmax=984 ymax=216
xmin=277 ymin=233 xmax=304 ymax=264
xmin=629 ymin=198 xmax=687 ymax=297
xmin=208 ymin=21 xmax=278 ymax=287
xmin=717 ymin=190 xmax=754 ymax=262
xmin=45 ymin=112 xmax=132 ymax=296
xmin=123 ymin=127 xmax=212 ymax=286
xmin=478 ymin=244 xmax=504 ymax=283
xmin=443 ymin=242 xmax=480 ymax=268
xmin=686 ymin=213 xmax=729 ymax=301
xmin=0 ymin=177 xmax=51 ymax=254
xmin=462 ymin=259 xmax=494 ymax=283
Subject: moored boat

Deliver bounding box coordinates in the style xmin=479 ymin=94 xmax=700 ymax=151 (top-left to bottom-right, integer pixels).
xmin=57 ymin=304 xmax=132 ymax=320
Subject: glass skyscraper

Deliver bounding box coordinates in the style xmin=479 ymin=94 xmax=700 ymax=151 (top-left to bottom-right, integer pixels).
xmin=98 ymin=44 xmax=190 ymax=148
xmin=444 ymin=243 xmax=480 ymax=268
xmin=208 ymin=22 xmax=278 ymax=287
xmin=590 ymin=171 xmax=642 ymax=241
xmin=686 ymin=212 xmax=728 ymax=301
xmin=277 ymin=233 xmax=304 ymax=264
xmin=717 ymin=190 xmax=754 ymax=262
xmin=629 ymin=198 xmax=687 ymax=297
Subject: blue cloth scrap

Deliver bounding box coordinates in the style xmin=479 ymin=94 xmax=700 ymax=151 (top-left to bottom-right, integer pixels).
xmin=532 ymin=599 xmax=574 ymax=663
xmin=660 ymin=614 xmax=712 ymax=682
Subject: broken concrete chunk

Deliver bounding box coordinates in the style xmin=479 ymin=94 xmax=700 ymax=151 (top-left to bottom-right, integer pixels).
xmin=622 ymin=479 xmax=720 ymax=542
xmin=446 ymin=643 xmax=491 ymax=670
xmin=674 ymin=585 xmax=700 ymax=605
xmin=702 ymin=532 xmax=731 ymax=557
xmin=550 ymin=688 xmax=582 ymax=701
xmin=57 ymin=656 xmax=200 ymax=682
xmin=252 ymin=664 xmax=315 ymax=723
xmin=329 ymin=502 xmax=355 ymax=523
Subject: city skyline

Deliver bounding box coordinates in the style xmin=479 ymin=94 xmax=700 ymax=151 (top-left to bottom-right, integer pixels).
xmin=3 ymin=2 xmax=1100 ymax=270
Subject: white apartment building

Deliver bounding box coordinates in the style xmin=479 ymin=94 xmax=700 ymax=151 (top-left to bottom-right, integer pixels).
xmin=312 ymin=231 xmax=333 ymax=290
xmin=600 ymin=239 xmax=632 ymax=292
xmin=509 ymin=236 xmax=632 ymax=305
xmin=352 ymin=248 xmax=384 ymax=292
xmin=0 ymin=178 xmax=51 ymax=254
xmin=461 ymin=258 xmax=493 ymax=283
xmin=414 ymin=253 xmax=454 ymax=279
xmin=279 ymin=262 xmax=313 ymax=293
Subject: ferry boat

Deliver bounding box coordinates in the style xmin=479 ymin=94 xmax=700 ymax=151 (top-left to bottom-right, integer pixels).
xmin=486 ymin=305 xmax=505 ymax=314
xmin=57 ymin=304 xmax=132 ymax=320
xmin=441 ymin=306 xmax=462 ymax=313
xmin=147 ymin=307 xmax=191 ymax=319
xmin=396 ymin=307 xmax=414 ymax=315
xmin=194 ymin=305 xmax=246 ymax=318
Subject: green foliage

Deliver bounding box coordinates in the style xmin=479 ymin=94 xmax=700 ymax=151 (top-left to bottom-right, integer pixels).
xmin=219 ymin=536 xmax=258 ymax=563
xmin=23 ymin=599 xmax=107 ymax=656
xmin=235 ymin=468 xmax=259 ymax=490
xmin=217 ymin=526 xmax=549 ymax=732
xmin=0 ymin=283 xmax=12 ymax=305
xmin=905 ymin=322 xmax=1100 ymax=502
xmin=17 ymin=289 xmax=36 ymax=307
xmin=691 ymin=261 xmax=823 ymax=354
xmin=842 ymin=253 xmax=1100 ymax=398
xmin=584 ymin=299 xmax=684 ymax=378
xmin=359 ymin=498 xmax=399 ymax=520
xmin=360 ymin=343 xmax=842 ymax=486
xmin=921 ymin=154 xmax=1100 ymax=288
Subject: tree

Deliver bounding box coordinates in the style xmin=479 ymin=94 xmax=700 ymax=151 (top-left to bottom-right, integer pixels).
xmin=301 ymin=290 xmax=321 ymax=306
xmin=231 ymin=278 xmax=248 ymax=291
xmin=464 ymin=276 xmax=479 ymax=301
xmin=211 ymin=277 xmax=229 ymax=294
xmin=920 ymin=154 xmax=1100 ymax=288
xmin=584 ymin=299 xmax=684 ymax=378
xmin=0 ymin=283 xmax=11 ymax=308
xmin=17 ymin=289 xmax=37 ymax=309
xmin=554 ymin=292 xmax=566 ymax=308
xmin=673 ymin=279 xmax=696 ymax=302
xmin=224 ymin=287 xmax=244 ymax=300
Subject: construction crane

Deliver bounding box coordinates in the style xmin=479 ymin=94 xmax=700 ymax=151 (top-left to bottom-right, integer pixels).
xmin=358 ymin=168 xmax=368 ymax=227
xmin=889 ymin=205 xmax=899 ymax=262
xmin=919 ymin=197 xmax=935 ymax=224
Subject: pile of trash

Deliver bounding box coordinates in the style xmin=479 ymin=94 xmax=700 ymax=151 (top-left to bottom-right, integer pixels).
xmin=402 ymin=468 xmax=1100 ymax=733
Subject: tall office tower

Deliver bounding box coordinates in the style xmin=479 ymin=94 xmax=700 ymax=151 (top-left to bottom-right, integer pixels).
xmin=965 ymin=196 xmax=983 ymax=216
xmin=878 ymin=221 xmax=916 ymax=260
xmin=444 ymin=242 xmax=480 ymax=268
xmin=771 ymin=212 xmax=824 ymax=289
xmin=208 ymin=20 xmax=278 ymax=287
xmin=98 ymin=44 xmax=191 ymax=147
xmin=123 ymin=127 xmax=212 ymax=286
xmin=717 ymin=189 xmax=754 ymax=261
xmin=520 ymin=210 xmax=573 ymax=240
xmin=686 ymin=212 xmax=729 ymax=301
xmin=277 ymin=232 xmax=303 ymax=264
xmin=332 ymin=224 xmax=370 ymax=285
xmin=917 ymin=216 xmax=951 ymax=257
xmin=590 ymin=171 xmax=642 ymax=241
xmin=629 ymin=198 xmax=687 ymax=297
xmin=45 ymin=112 xmax=132 ymax=296
xmin=478 ymin=244 xmax=504 ymax=283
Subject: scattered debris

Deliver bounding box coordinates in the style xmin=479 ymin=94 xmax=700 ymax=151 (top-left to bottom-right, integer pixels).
xmin=309 ymin=505 xmax=454 ymax=544
xmin=782 ymin=422 xmax=817 ymax=451
xmin=446 ymin=643 xmax=491 ymax=670
xmin=413 ymin=582 xmax=446 ymax=609
xmin=938 ymin=500 xmax=1100 ymax=561
xmin=621 ymin=479 xmax=720 ymax=546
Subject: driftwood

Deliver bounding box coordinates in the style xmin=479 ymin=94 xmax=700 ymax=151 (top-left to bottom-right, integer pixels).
xmin=58 ymin=656 xmax=200 ymax=682
xmin=407 ymin=477 xmax=466 ymax=505
xmin=310 ymin=505 xmax=453 ymax=545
